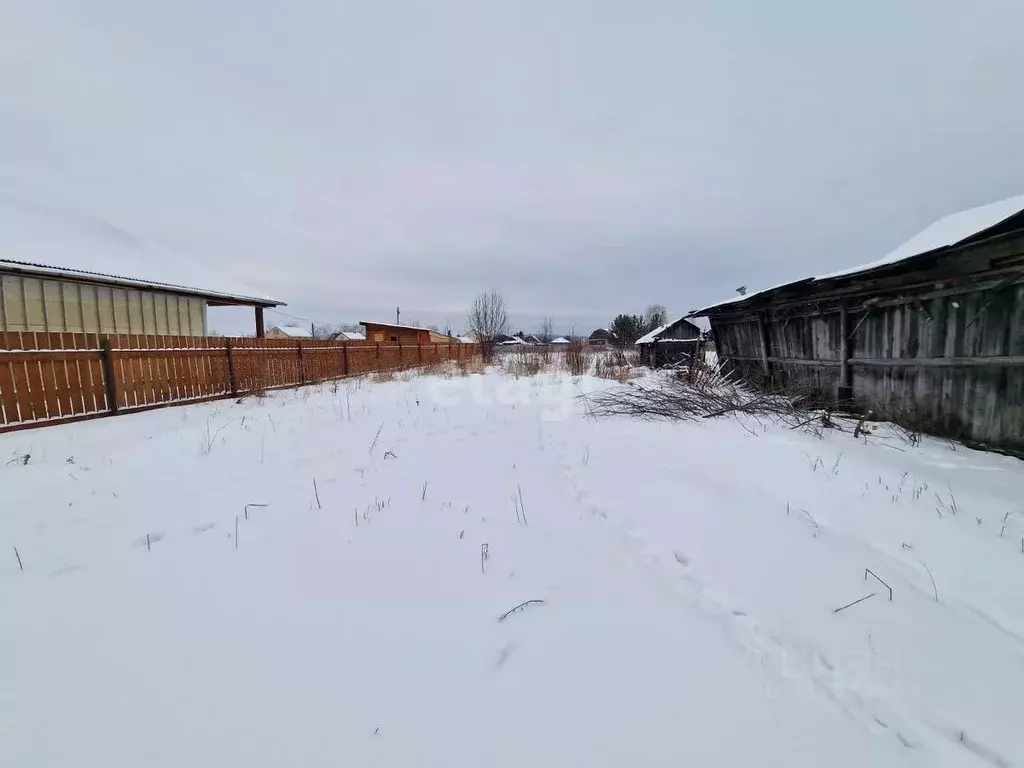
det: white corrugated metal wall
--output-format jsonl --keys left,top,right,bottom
{"left": 0, "top": 274, "right": 207, "bottom": 335}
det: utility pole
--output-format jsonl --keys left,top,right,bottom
{"left": 311, "top": 322, "right": 315, "bottom": 338}
{"left": 396, "top": 306, "right": 401, "bottom": 324}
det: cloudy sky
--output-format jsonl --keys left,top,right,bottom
{"left": 3, "top": 0, "right": 1023, "bottom": 334}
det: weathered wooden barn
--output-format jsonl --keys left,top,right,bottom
{"left": 635, "top": 316, "right": 703, "bottom": 368}
{"left": 688, "top": 194, "right": 1024, "bottom": 453}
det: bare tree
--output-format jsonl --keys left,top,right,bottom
{"left": 467, "top": 289, "right": 510, "bottom": 360}
{"left": 538, "top": 316, "right": 554, "bottom": 344}
{"left": 643, "top": 304, "right": 669, "bottom": 332}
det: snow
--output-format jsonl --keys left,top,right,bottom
{"left": 337, "top": 331, "right": 366, "bottom": 341}
{"left": 691, "top": 192, "right": 1024, "bottom": 315}
{"left": 0, "top": 197, "right": 280, "bottom": 305}
{"left": 550, "top": 336, "right": 570, "bottom": 344}
{"left": 456, "top": 335, "right": 475, "bottom": 343}
{"left": 816, "top": 192, "right": 1024, "bottom": 281}
{"left": 269, "top": 324, "right": 313, "bottom": 338}
{"left": 635, "top": 324, "right": 669, "bottom": 345}
{"left": 2, "top": 368, "right": 1024, "bottom": 767}
{"left": 361, "top": 321, "right": 445, "bottom": 333}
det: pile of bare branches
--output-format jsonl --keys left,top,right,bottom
{"left": 582, "top": 362, "right": 832, "bottom": 428}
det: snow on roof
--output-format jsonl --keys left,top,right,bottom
{"left": 689, "top": 192, "right": 1024, "bottom": 316}
{"left": 0, "top": 198, "right": 283, "bottom": 306}
{"left": 271, "top": 325, "right": 312, "bottom": 338}
{"left": 338, "top": 331, "right": 365, "bottom": 341}
{"left": 634, "top": 324, "right": 669, "bottom": 345}
{"left": 817, "top": 192, "right": 1024, "bottom": 281}
{"left": 550, "top": 337, "right": 570, "bottom": 344}
{"left": 500, "top": 337, "right": 526, "bottom": 345}
{"left": 360, "top": 321, "right": 447, "bottom": 334}
{"left": 456, "top": 335, "right": 475, "bottom": 343}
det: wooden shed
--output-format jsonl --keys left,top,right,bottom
{"left": 635, "top": 316, "right": 702, "bottom": 368}
{"left": 361, "top": 321, "right": 453, "bottom": 345}
{"left": 688, "top": 194, "right": 1024, "bottom": 452}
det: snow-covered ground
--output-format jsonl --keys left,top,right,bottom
{"left": 2, "top": 368, "right": 1023, "bottom": 767}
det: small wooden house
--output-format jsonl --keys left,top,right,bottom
{"left": 588, "top": 328, "right": 618, "bottom": 347}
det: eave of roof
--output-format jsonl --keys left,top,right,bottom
{"left": 0, "top": 258, "right": 283, "bottom": 307}
{"left": 687, "top": 193, "right": 1024, "bottom": 317}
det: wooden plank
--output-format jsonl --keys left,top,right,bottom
{"left": 10, "top": 335, "right": 36, "bottom": 421}
{"left": 65, "top": 333, "right": 86, "bottom": 415}
{"left": 0, "top": 353, "right": 21, "bottom": 425}
{"left": 850, "top": 355, "right": 1024, "bottom": 368}
{"left": 838, "top": 304, "right": 851, "bottom": 399}
{"left": 100, "top": 337, "right": 119, "bottom": 414}
{"left": 20, "top": 332, "right": 49, "bottom": 421}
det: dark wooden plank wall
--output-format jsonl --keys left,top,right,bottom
{"left": 708, "top": 249, "right": 1024, "bottom": 451}
{"left": 0, "top": 334, "right": 480, "bottom": 432}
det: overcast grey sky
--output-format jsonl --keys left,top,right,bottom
{"left": 3, "top": 0, "right": 1023, "bottom": 334}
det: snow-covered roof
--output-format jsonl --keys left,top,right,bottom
{"left": 500, "top": 337, "right": 526, "bottom": 345}
{"left": 0, "top": 198, "right": 283, "bottom": 307}
{"left": 689, "top": 192, "right": 1024, "bottom": 316}
{"left": 456, "top": 335, "right": 475, "bottom": 343}
{"left": 634, "top": 324, "right": 669, "bottom": 345}
{"left": 360, "top": 321, "right": 447, "bottom": 334}
{"left": 550, "top": 337, "right": 570, "bottom": 344}
{"left": 270, "top": 325, "right": 312, "bottom": 338}
{"left": 338, "top": 331, "right": 365, "bottom": 341}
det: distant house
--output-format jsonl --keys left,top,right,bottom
{"left": 456, "top": 335, "right": 475, "bottom": 344}
{"left": 329, "top": 330, "right": 366, "bottom": 342}
{"left": 266, "top": 324, "right": 313, "bottom": 339}
{"left": 500, "top": 337, "right": 527, "bottom": 346}
{"left": 361, "top": 321, "right": 454, "bottom": 345}
{"left": 635, "top": 316, "right": 702, "bottom": 367}
{"left": 521, "top": 334, "right": 543, "bottom": 345}
{"left": 550, "top": 337, "right": 570, "bottom": 345}
{"left": 588, "top": 328, "right": 618, "bottom": 347}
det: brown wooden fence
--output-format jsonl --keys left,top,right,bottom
{"left": 0, "top": 331, "right": 482, "bottom": 433}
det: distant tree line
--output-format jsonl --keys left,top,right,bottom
{"left": 609, "top": 305, "right": 668, "bottom": 346}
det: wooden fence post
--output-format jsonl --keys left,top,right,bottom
{"left": 297, "top": 343, "right": 305, "bottom": 384}
{"left": 398, "top": 339, "right": 403, "bottom": 369}
{"left": 99, "top": 336, "right": 119, "bottom": 415}
{"left": 226, "top": 339, "right": 238, "bottom": 396}
{"left": 376, "top": 342, "right": 381, "bottom": 370}
{"left": 418, "top": 341, "right": 423, "bottom": 365}
{"left": 342, "top": 342, "right": 349, "bottom": 377}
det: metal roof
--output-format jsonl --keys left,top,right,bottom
{"left": 360, "top": 321, "right": 450, "bottom": 334}
{"left": 688, "top": 192, "right": 1024, "bottom": 317}
{"left": 0, "top": 199, "right": 283, "bottom": 307}
{"left": 0, "top": 258, "right": 283, "bottom": 307}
